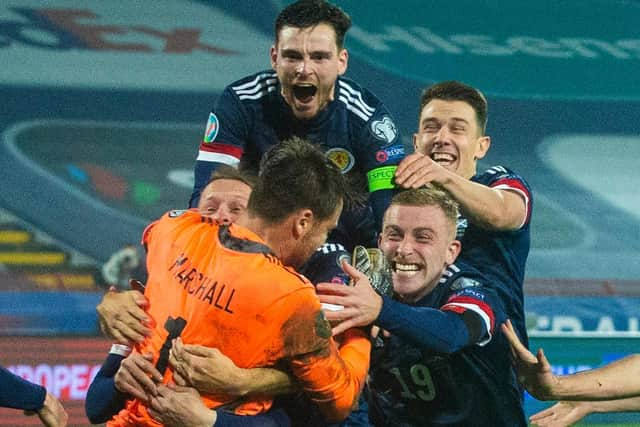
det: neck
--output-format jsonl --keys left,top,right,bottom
{"left": 237, "top": 215, "right": 289, "bottom": 261}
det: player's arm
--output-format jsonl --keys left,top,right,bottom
{"left": 319, "top": 267, "right": 494, "bottom": 353}
{"left": 0, "top": 365, "right": 46, "bottom": 410}
{"left": 169, "top": 338, "right": 295, "bottom": 397}
{"left": 362, "top": 107, "right": 405, "bottom": 234}
{"left": 502, "top": 320, "right": 640, "bottom": 400}
{"left": 395, "top": 154, "right": 529, "bottom": 231}
{"left": 190, "top": 88, "right": 246, "bottom": 207}
{"left": 281, "top": 292, "right": 370, "bottom": 423}
{"left": 529, "top": 397, "right": 640, "bottom": 427}
{"left": 85, "top": 347, "right": 130, "bottom": 424}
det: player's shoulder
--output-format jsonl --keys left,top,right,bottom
{"left": 142, "top": 209, "right": 204, "bottom": 244}
{"left": 440, "top": 261, "right": 489, "bottom": 292}
{"left": 476, "top": 165, "right": 530, "bottom": 187}
{"left": 225, "top": 69, "right": 278, "bottom": 102}
{"left": 335, "top": 76, "right": 385, "bottom": 119}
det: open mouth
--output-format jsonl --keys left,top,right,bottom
{"left": 293, "top": 84, "right": 317, "bottom": 103}
{"left": 431, "top": 152, "right": 456, "bottom": 166}
{"left": 392, "top": 261, "right": 422, "bottom": 275}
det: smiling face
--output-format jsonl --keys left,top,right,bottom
{"left": 378, "top": 203, "right": 460, "bottom": 303}
{"left": 413, "top": 99, "right": 490, "bottom": 179}
{"left": 197, "top": 178, "right": 252, "bottom": 225}
{"left": 271, "top": 23, "right": 348, "bottom": 120}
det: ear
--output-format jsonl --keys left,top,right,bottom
{"left": 474, "top": 136, "right": 491, "bottom": 160}
{"left": 270, "top": 45, "right": 278, "bottom": 70}
{"left": 412, "top": 132, "right": 420, "bottom": 152}
{"left": 445, "top": 240, "right": 462, "bottom": 265}
{"left": 292, "top": 209, "right": 314, "bottom": 239}
{"left": 337, "top": 48, "right": 348, "bottom": 76}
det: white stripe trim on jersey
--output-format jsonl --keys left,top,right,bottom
{"left": 237, "top": 86, "right": 277, "bottom": 100}
{"left": 196, "top": 151, "right": 240, "bottom": 165}
{"left": 231, "top": 72, "right": 276, "bottom": 91}
{"left": 492, "top": 183, "right": 530, "bottom": 228}
{"left": 338, "top": 95, "right": 371, "bottom": 121}
{"left": 486, "top": 165, "right": 508, "bottom": 175}
{"left": 235, "top": 80, "right": 277, "bottom": 97}
{"left": 443, "top": 302, "right": 493, "bottom": 346}
{"left": 439, "top": 264, "right": 460, "bottom": 284}
{"left": 339, "top": 81, "right": 376, "bottom": 113}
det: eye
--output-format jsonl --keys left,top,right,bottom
{"left": 415, "top": 233, "right": 433, "bottom": 243}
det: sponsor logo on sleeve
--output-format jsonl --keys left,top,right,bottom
{"left": 325, "top": 148, "right": 355, "bottom": 173}
{"left": 370, "top": 115, "right": 397, "bottom": 144}
{"left": 375, "top": 144, "right": 406, "bottom": 163}
{"left": 450, "top": 277, "right": 482, "bottom": 291}
{"left": 203, "top": 113, "right": 219, "bottom": 143}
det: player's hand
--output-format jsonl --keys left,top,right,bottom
{"left": 501, "top": 319, "right": 559, "bottom": 400}
{"left": 394, "top": 153, "right": 448, "bottom": 189}
{"left": 97, "top": 288, "right": 153, "bottom": 344}
{"left": 25, "top": 392, "right": 68, "bottom": 427}
{"left": 114, "top": 352, "right": 162, "bottom": 402}
{"left": 170, "top": 338, "right": 248, "bottom": 396}
{"left": 148, "top": 384, "right": 216, "bottom": 427}
{"left": 316, "top": 260, "right": 383, "bottom": 336}
{"left": 529, "top": 401, "right": 592, "bottom": 427}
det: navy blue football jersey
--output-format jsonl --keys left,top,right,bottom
{"left": 458, "top": 165, "right": 532, "bottom": 348}
{"left": 368, "top": 262, "right": 526, "bottom": 427}
{"left": 191, "top": 70, "right": 405, "bottom": 249}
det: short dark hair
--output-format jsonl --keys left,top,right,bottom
{"left": 249, "top": 137, "right": 345, "bottom": 223}
{"left": 389, "top": 186, "right": 460, "bottom": 239}
{"left": 420, "top": 81, "right": 488, "bottom": 135}
{"left": 208, "top": 165, "right": 257, "bottom": 189}
{"left": 275, "top": 0, "right": 352, "bottom": 49}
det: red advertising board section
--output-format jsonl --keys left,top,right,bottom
{"left": 0, "top": 336, "right": 110, "bottom": 426}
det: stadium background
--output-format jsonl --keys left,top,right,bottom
{"left": 1, "top": 1, "right": 639, "bottom": 425}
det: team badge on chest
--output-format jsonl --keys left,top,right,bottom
{"left": 325, "top": 148, "right": 355, "bottom": 173}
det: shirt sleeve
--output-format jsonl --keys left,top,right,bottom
{"left": 376, "top": 286, "right": 497, "bottom": 353}
{"left": 272, "top": 290, "right": 370, "bottom": 423}
{"left": 85, "top": 352, "right": 128, "bottom": 423}
{"left": 358, "top": 103, "right": 406, "bottom": 233}
{"left": 190, "top": 87, "right": 247, "bottom": 207}
{"left": 0, "top": 365, "right": 46, "bottom": 411}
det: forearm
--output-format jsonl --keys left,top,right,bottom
{"left": 290, "top": 336, "right": 370, "bottom": 423}
{"left": 0, "top": 366, "right": 46, "bottom": 411}
{"left": 234, "top": 367, "right": 295, "bottom": 397}
{"left": 437, "top": 172, "right": 524, "bottom": 230}
{"left": 551, "top": 354, "right": 640, "bottom": 400}
{"left": 85, "top": 352, "right": 129, "bottom": 423}
{"left": 376, "top": 296, "right": 471, "bottom": 353}
{"left": 587, "top": 396, "right": 640, "bottom": 413}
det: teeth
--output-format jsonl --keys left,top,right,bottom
{"left": 394, "top": 263, "right": 419, "bottom": 272}
{"left": 432, "top": 153, "right": 455, "bottom": 162}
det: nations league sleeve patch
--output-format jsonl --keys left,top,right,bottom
{"left": 203, "top": 112, "right": 220, "bottom": 143}
{"left": 370, "top": 115, "right": 397, "bottom": 144}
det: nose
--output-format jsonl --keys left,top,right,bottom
{"left": 295, "top": 59, "right": 311, "bottom": 76}
{"left": 212, "top": 206, "right": 232, "bottom": 225}
{"left": 396, "top": 237, "right": 413, "bottom": 257}
{"left": 434, "top": 127, "right": 451, "bottom": 146}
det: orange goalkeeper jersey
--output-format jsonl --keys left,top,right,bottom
{"left": 108, "top": 209, "right": 369, "bottom": 426}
